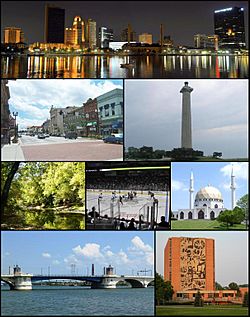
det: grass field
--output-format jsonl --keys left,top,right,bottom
{"left": 171, "top": 219, "right": 247, "bottom": 230}
{"left": 156, "top": 305, "right": 249, "bottom": 316}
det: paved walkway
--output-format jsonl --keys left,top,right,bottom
{"left": 1, "top": 143, "right": 25, "bottom": 161}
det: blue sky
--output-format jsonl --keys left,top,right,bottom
{"left": 7, "top": 79, "right": 123, "bottom": 129}
{"left": 171, "top": 162, "right": 248, "bottom": 211}
{"left": 156, "top": 231, "right": 249, "bottom": 286}
{"left": 1, "top": 232, "right": 153, "bottom": 276}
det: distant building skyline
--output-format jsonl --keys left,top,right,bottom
{"left": 1, "top": 1, "right": 248, "bottom": 47}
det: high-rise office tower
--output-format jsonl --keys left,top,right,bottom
{"left": 99, "top": 27, "right": 114, "bottom": 48}
{"left": 65, "top": 16, "right": 85, "bottom": 46}
{"left": 44, "top": 4, "right": 65, "bottom": 43}
{"left": 121, "top": 27, "right": 136, "bottom": 42}
{"left": 4, "top": 27, "right": 24, "bottom": 43}
{"left": 85, "top": 19, "right": 97, "bottom": 49}
{"left": 214, "top": 7, "right": 246, "bottom": 49}
{"left": 73, "top": 16, "right": 85, "bottom": 45}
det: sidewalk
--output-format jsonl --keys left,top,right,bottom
{"left": 1, "top": 142, "right": 25, "bottom": 161}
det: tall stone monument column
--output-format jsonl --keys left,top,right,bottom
{"left": 180, "top": 82, "right": 193, "bottom": 149}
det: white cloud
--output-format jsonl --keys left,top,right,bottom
{"left": 172, "top": 179, "right": 187, "bottom": 191}
{"left": 52, "top": 260, "right": 60, "bottom": 265}
{"left": 106, "top": 250, "right": 114, "bottom": 257}
{"left": 131, "top": 236, "right": 152, "bottom": 253}
{"left": 220, "top": 163, "right": 248, "bottom": 180}
{"left": 73, "top": 243, "right": 103, "bottom": 258}
{"left": 42, "top": 252, "right": 51, "bottom": 258}
{"left": 118, "top": 250, "right": 130, "bottom": 264}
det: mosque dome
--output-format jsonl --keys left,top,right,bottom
{"left": 195, "top": 185, "right": 223, "bottom": 201}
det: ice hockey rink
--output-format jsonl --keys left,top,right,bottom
{"left": 87, "top": 189, "right": 170, "bottom": 223}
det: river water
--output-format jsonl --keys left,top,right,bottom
{"left": 1, "top": 285, "right": 154, "bottom": 316}
{"left": 1, "top": 54, "right": 248, "bottom": 78}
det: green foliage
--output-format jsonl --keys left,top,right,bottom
{"left": 237, "top": 194, "right": 248, "bottom": 222}
{"left": 194, "top": 291, "right": 204, "bottom": 307}
{"left": 229, "top": 282, "right": 239, "bottom": 290}
{"left": 217, "top": 208, "right": 245, "bottom": 229}
{"left": 242, "top": 292, "right": 248, "bottom": 307}
{"left": 156, "top": 273, "right": 174, "bottom": 305}
{"left": 1, "top": 162, "right": 85, "bottom": 229}
{"left": 215, "top": 281, "right": 224, "bottom": 290}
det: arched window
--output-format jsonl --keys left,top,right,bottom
{"left": 203, "top": 204, "right": 207, "bottom": 207}
{"left": 188, "top": 211, "right": 192, "bottom": 219}
{"left": 215, "top": 204, "right": 218, "bottom": 208}
{"left": 180, "top": 212, "right": 184, "bottom": 220}
{"left": 210, "top": 211, "right": 215, "bottom": 219}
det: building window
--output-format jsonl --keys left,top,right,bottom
{"left": 215, "top": 204, "right": 218, "bottom": 208}
{"left": 104, "top": 104, "right": 109, "bottom": 117}
{"left": 180, "top": 212, "right": 184, "bottom": 219}
{"left": 111, "top": 103, "right": 115, "bottom": 115}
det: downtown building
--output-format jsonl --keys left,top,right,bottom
{"left": 194, "top": 34, "right": 219, "bottom": 50}
{"left": 44, "top": 4, "right": 65, "bottom": 43}
{"left": 99, "top": 27, "right": 114, "bottom": 49}
{"left": 214, "top": 7, "right": 246, "bottom": 49}
{"left": 164, "top": 237, "right": 248, "bottom": 303}
{"left": 97, "top": 89, "right": 123, "bottom": 137}
{"left": 49, "top": 106, "right": 77, "bottom": 135}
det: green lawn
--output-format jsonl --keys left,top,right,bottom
{"left": 171, "top": 219, "right": 247, "bottom": 230}
{"left": 156, "top": 305, "right": 249, "bottom": 316}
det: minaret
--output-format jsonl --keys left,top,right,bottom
{"left": 230, "top": 165, "right": 236, "bottom": 210}
{"left": 180, "top": 82, "right": 193, "bottom": 149}
{"left": 189, "top": 171, "right": 194, "bottom": 209}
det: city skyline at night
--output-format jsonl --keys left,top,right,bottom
{"left": 1, "top": 1, "right": 248, "bottom": 47}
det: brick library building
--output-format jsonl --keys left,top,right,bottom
{"left": 164, "top": 237, "right": 248, "bottom": 304}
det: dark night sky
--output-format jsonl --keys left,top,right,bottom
{"left": 1, "top": 1, "right": 248, "bottom": 46}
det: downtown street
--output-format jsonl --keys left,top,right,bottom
{"left": 1, "top": 135, "right": 123, "bottom": 161}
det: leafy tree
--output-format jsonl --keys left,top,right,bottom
{"left": 1, "top": 162, "right": 21, "bottom": 214}
{"left": 156, "top": 273, "right": 174, "bottom": 305}
{"left": 217, "top": 208, "right": 245, "bottom": 228}
{"left": 237, "top": 194, "right": 248, "bottom": 228}
{"left": 215, "top": 281, "right": 224, "bottom": 290}
{"left": 194, "top": 291, "right": 204, "bottom": 307}
{"left": 229, "top": 282, "right": 239, "bottom": 290}
{"left": 242, "top": 292, "right": 248, "bottom": 307}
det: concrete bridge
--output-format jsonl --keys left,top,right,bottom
{"left": 1, "top": 265, "right": 154, "bottom": 290}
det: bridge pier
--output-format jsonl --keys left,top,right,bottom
{"left": 1, "top": 266, "right": 33, "bottom": 290}
{"left": 91, "top": 277, "right": 117, "bottom": 289}
{"left": 1, "top": 274, "right": 33, "bottom": 290}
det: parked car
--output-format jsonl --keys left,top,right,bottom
{"left": 37, "top": 134, "right": 46, "bottom": 139}
{"left": 103, "top": 134, "right": 123, "bottom": 144}
{"left": 65, "top": 131, "right": 78, "bottom": 139}
{"left": 44, "top": 134, "right": 50, "bottom": 138}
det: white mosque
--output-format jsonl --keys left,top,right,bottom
{"left": 172, "top": 166, "right": 236, "bottom": 220}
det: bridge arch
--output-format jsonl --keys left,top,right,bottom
{"left": 123, "top": 278, "right": 144, "bottom": 288}
{"left": 1, "top": 278, "right": 15, "bottom": 290}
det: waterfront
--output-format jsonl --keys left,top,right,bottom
{"left": 1, "top": 54, "right": 248, "bottom": 78}
{"left": 1, "top": 285, "right": 154, "bottom": 316}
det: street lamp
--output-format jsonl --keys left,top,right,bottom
{"left": 12, "top": 111, "right": 18, "bottom": 142}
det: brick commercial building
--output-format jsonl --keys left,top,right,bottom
{"left": 164, "top": 237, "right": 247, "bottom": 303}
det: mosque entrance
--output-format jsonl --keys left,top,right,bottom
{"left": 210, "top": 211, "right": 215, "bottom": 219}
{"left": 180, "top": 212, "right": 184, "bottom": 219}
{"left": 198, "top": 210, "right": 204, "bottom": 219}
{"left": 188, "top": 211, "right": 192, "bottom": 219}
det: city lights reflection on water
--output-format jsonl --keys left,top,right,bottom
{"left": 1, "top": 54, "right": 248, "bottom": 78}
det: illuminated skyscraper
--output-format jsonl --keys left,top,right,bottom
{"left": 4, "top": 27, "right": 24, "bottom": 43}
{"left": 44, "top": 4, "right": 65, "bottom": 43}
{"left": 65, "top": 16, "right": 85, "bottom": 46}
{"left": 214, "top": 7, "right": 246, "bottom": 49}
{"left": 138, "top": 33, "right": 153, "bottom": 44}
{"left": 85, "top": 19, "right": 97, "bottom": 49}
{"left": 99, "top": 27, "right": 113, "bottom": 48}
{"left": 73, "top": 16, "right": 85, "bottom": 46}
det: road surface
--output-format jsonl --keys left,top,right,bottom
{"left": 2, "top": 136, "right": 123, "bottom": 161}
